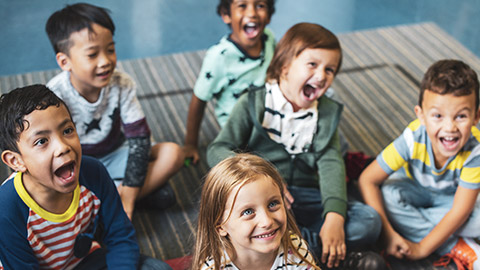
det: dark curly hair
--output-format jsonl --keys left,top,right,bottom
{"left": 0, "top": 84, "right": 71, "bottom": 153}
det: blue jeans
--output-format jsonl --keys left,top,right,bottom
{"left": 289, "top": 186, "right": 381, "bottom": 253}
{"left": 381, "top": 178, "right": 480, "bottom": 255}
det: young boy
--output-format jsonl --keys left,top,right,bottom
{"left": 45, "top": 3, "right": 184, "bottom": 219}
{"left": 359, "top": 60, "right": 480, "bottom": 269}
{"left": 0, "top": 85, "right": 171, "bottom": 270}
{"left": 184, "top": 0, "right": 276, "bottom": 164}
{"left": 207, "top": 23, "right": 385, "bottom": 270}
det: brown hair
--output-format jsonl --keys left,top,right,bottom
{"left": 192, "top": 153, "right": 319, "bottom": 270}
{"left": 420, "top": 59, "right": 479, "bottom": 110}
{"left": 266, "top": 22, "right": 342, "bottom": 83}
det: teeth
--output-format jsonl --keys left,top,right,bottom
{"left": 254, "top": 230, "right": 275, "bottom": 238}
{"left": 246, "top": 22, "right": 256, "bottom": 27}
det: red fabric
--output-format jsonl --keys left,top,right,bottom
{"left": 165, "top": 255, "right": 192, "bottom": 270}
{"left": 344, "top": 151, "right": 373, "bottom": 183}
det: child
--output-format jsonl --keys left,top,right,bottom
{"left": 184, "top": 0, "right": 276, "bottom": 164}
{"left": 207, "top": 23, "right": 386, "bottom": 269}
{"left": 359, "top": 59, "right": 480, "bottom": 269}
{"left": 193, "top": 153, "right": 319, "bottom": 270}
{"left": 45, "top": 3, "right": 184, "bottom": 219}
{"left": 0, "top": 85, "right": 171, "bottom": 270}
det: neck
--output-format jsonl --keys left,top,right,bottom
{"left": 22, "top": 174, "right": 74, "bottom": 214}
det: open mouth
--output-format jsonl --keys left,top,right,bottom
{"left": 55, "top": 161, "right": 75, "bottom": 182}
{"left": 96, "top": 70, "right": 111, "bottom": 78}
{"left": 252, "top": 229, "right": 278, "bottom": 239}
{"left": 244, "top": 22, "right": 259, "bottom": 39}
{"left": 440, "top": 136, "right": 460, "bottom": 150}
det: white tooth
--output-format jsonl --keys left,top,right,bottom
{"left": 246, "top": 22, "right": 256, "bottom": 27}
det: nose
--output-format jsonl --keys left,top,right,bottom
{"left": 258, "top": 209, "right": 274, "bottom": 228}
{"left": 445, "top": 118, "right": 458, "bottom": 132}
{"left": 97, "top": 52, "right": 112, "bottom": 68}
{"left": 54, "top": 137, "right": 71, "bottom": 157}
{"left": 315, "top": 68, "right": 326, "bottom": 83}
{"left": 246, "top": 3, "right": 258, "bottom": 17}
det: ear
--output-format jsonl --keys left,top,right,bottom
{"left": 56, "top": 52, "right": 71, "bottom": 72}
{"left": 221, "top": 12, "right": 232, "bottom": 25}
{"left": 474, "top": 107, "right": 480, "bottom": 125}
{"left": 414, "top": 105, "right": 425, "bottom": 125}
{"left": 217, "top": 225, "right": 228, "bottom": 237}
{"left": 1, "top": 150, "right": 26, "bottom": 173}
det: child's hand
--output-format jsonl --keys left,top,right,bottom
{"left": 183, "top": 144, "right": 200, "bottom": 165}
{"left": 282, "top": 183, "right": 294, "bottom": 209}
{"left": 404, "top": 239, "right": 429, "bottom": 260}
{"left": 320, "top": 212, "right": 346, "bottom": 268}
{"left": 385, "top": 231, "right": 410, "bottom": 259}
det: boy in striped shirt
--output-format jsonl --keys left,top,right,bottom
{"left": 359, "top": 60, "right": 480, "bottom": 269}
{"left": 0, "top": 85, "right": 171, "bottom": 269}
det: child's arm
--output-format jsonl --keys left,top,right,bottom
{"left": 184, "top": 95, "right": 207, "bottom": 164}
{"left": 358, "top": 160, "right": 411, "bottom": 258}
{"left": 207, "top": 93, "right": 253, "bottom": 167}
{"left": 405, "top": 186, "right": 479, "bottom": 260}
{"left": 86, "top": 157, "right": 140, "bottom": 269}
{"left": 320, "top": 212, "right": 346, "bottom": 268}
{"left": 121, "top": 136, "right": 151, "bottom": 219}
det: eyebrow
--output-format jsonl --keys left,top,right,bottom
{"left": 31, "top": 118, "right": 73, "bottom": 136}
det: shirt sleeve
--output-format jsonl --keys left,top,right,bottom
{"left": 193, "top": 44, "right": 228, "bottom": 102}
{"left": 82, "top": 157, "right": 140, "bottom": 269}
{"left": 0, "top": 180, "right": 39, "bottom": 269}
{"left": 376, "top": 126, "right": 413, "bottom": 175}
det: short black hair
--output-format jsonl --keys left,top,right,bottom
{"left": 0, "top": 84, "right": 71, "bottom": 153}
{"left": 217, "top": 0, "right": 275, "bottom": 18}
{"left": 45, "top": 3, "right": 115, "bottom": 54}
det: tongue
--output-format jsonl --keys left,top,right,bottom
{"left": 303, "top": 85, "right": 315, "bottom": 98}
{"left": 56, "top": 165, "right": 72, "bottom": 179}
{"left": 245, "top": 26, "right": 257, "bottom": 38}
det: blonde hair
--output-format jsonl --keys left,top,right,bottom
{"left": 192, "top": 153, "right": 319, "bottom": 270}
{"left": 266, "top": 22, "right": 342, "bottom": 83}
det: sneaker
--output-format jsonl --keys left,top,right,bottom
{"left": 136, "top": 182, "right": 177, "bottom": 210}
{"left": 434, "top": 237, "right": 480, "bottom": 270}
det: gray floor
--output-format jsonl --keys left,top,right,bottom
{"left": 1, "top": 0, "right": 479, "bottom": 76}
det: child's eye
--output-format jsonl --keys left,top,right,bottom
{"left": 432, "top": 113, "right": 442, "bottom": 119}
{"left": 456, "top": 114, "right": 467, "bottom": 120}
{"left": 88, "top": 52, "right": 98, "bottom": 58}
{"left": 241, "top": 208, "right": 254, "bottom": 216}
{"left": 256, "top": 3, "right": 267, "bottom": 9}
{"left": 268, "top": 200, "right": 280, "bottom": 209}
{"left": 326, "top": 67, "right": 336, "bottom": 74}
{"left": 237, "top": 3, "right": 247, "bottom": 8}
{"left": 307, "top": 62, "right": 317, "bottom": 68}
{"left": 34, "top": 138, "right": 48, "bottom": 146}
{"left": 64, "top": 127, "right": 75, "bottom": 135}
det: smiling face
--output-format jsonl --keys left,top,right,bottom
{"left": 218, "top": 176, "right": 287, "bottom": 263}
{"left": 221, "top": 0, "right": 270, "bottom": 57}
{"left": 279, "top": 48, "right": 341, "bottom": 112}
{"left": 415, "top": 90, "right": 480, "bottom": 168}
{"left": 12, "top": 105, "right": 82, "bottom": 197}
{"left": 57, "top": 23, "right": 116, "bottom": 101}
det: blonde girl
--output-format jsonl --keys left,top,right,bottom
{"left": 192, "top": 153, "right": 319, "bottom": 270}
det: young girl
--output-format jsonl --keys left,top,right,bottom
{"left": 206, "top": 23, "right": 385, "bottom": 269}
{"left": 192, "top": 153, "right": 319, "bottom": 270}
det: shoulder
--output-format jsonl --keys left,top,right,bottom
{"left": 78, "top": 156, "right": 110, "bottom": 186}
{"left": 0, "top": 174, "right": 28, "bottom": 224}
{"left": 46, "top": 70, "right": 70, "bottom": 95}
{"left": 108, "top": 70, "right": 136, "bottom": 89}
